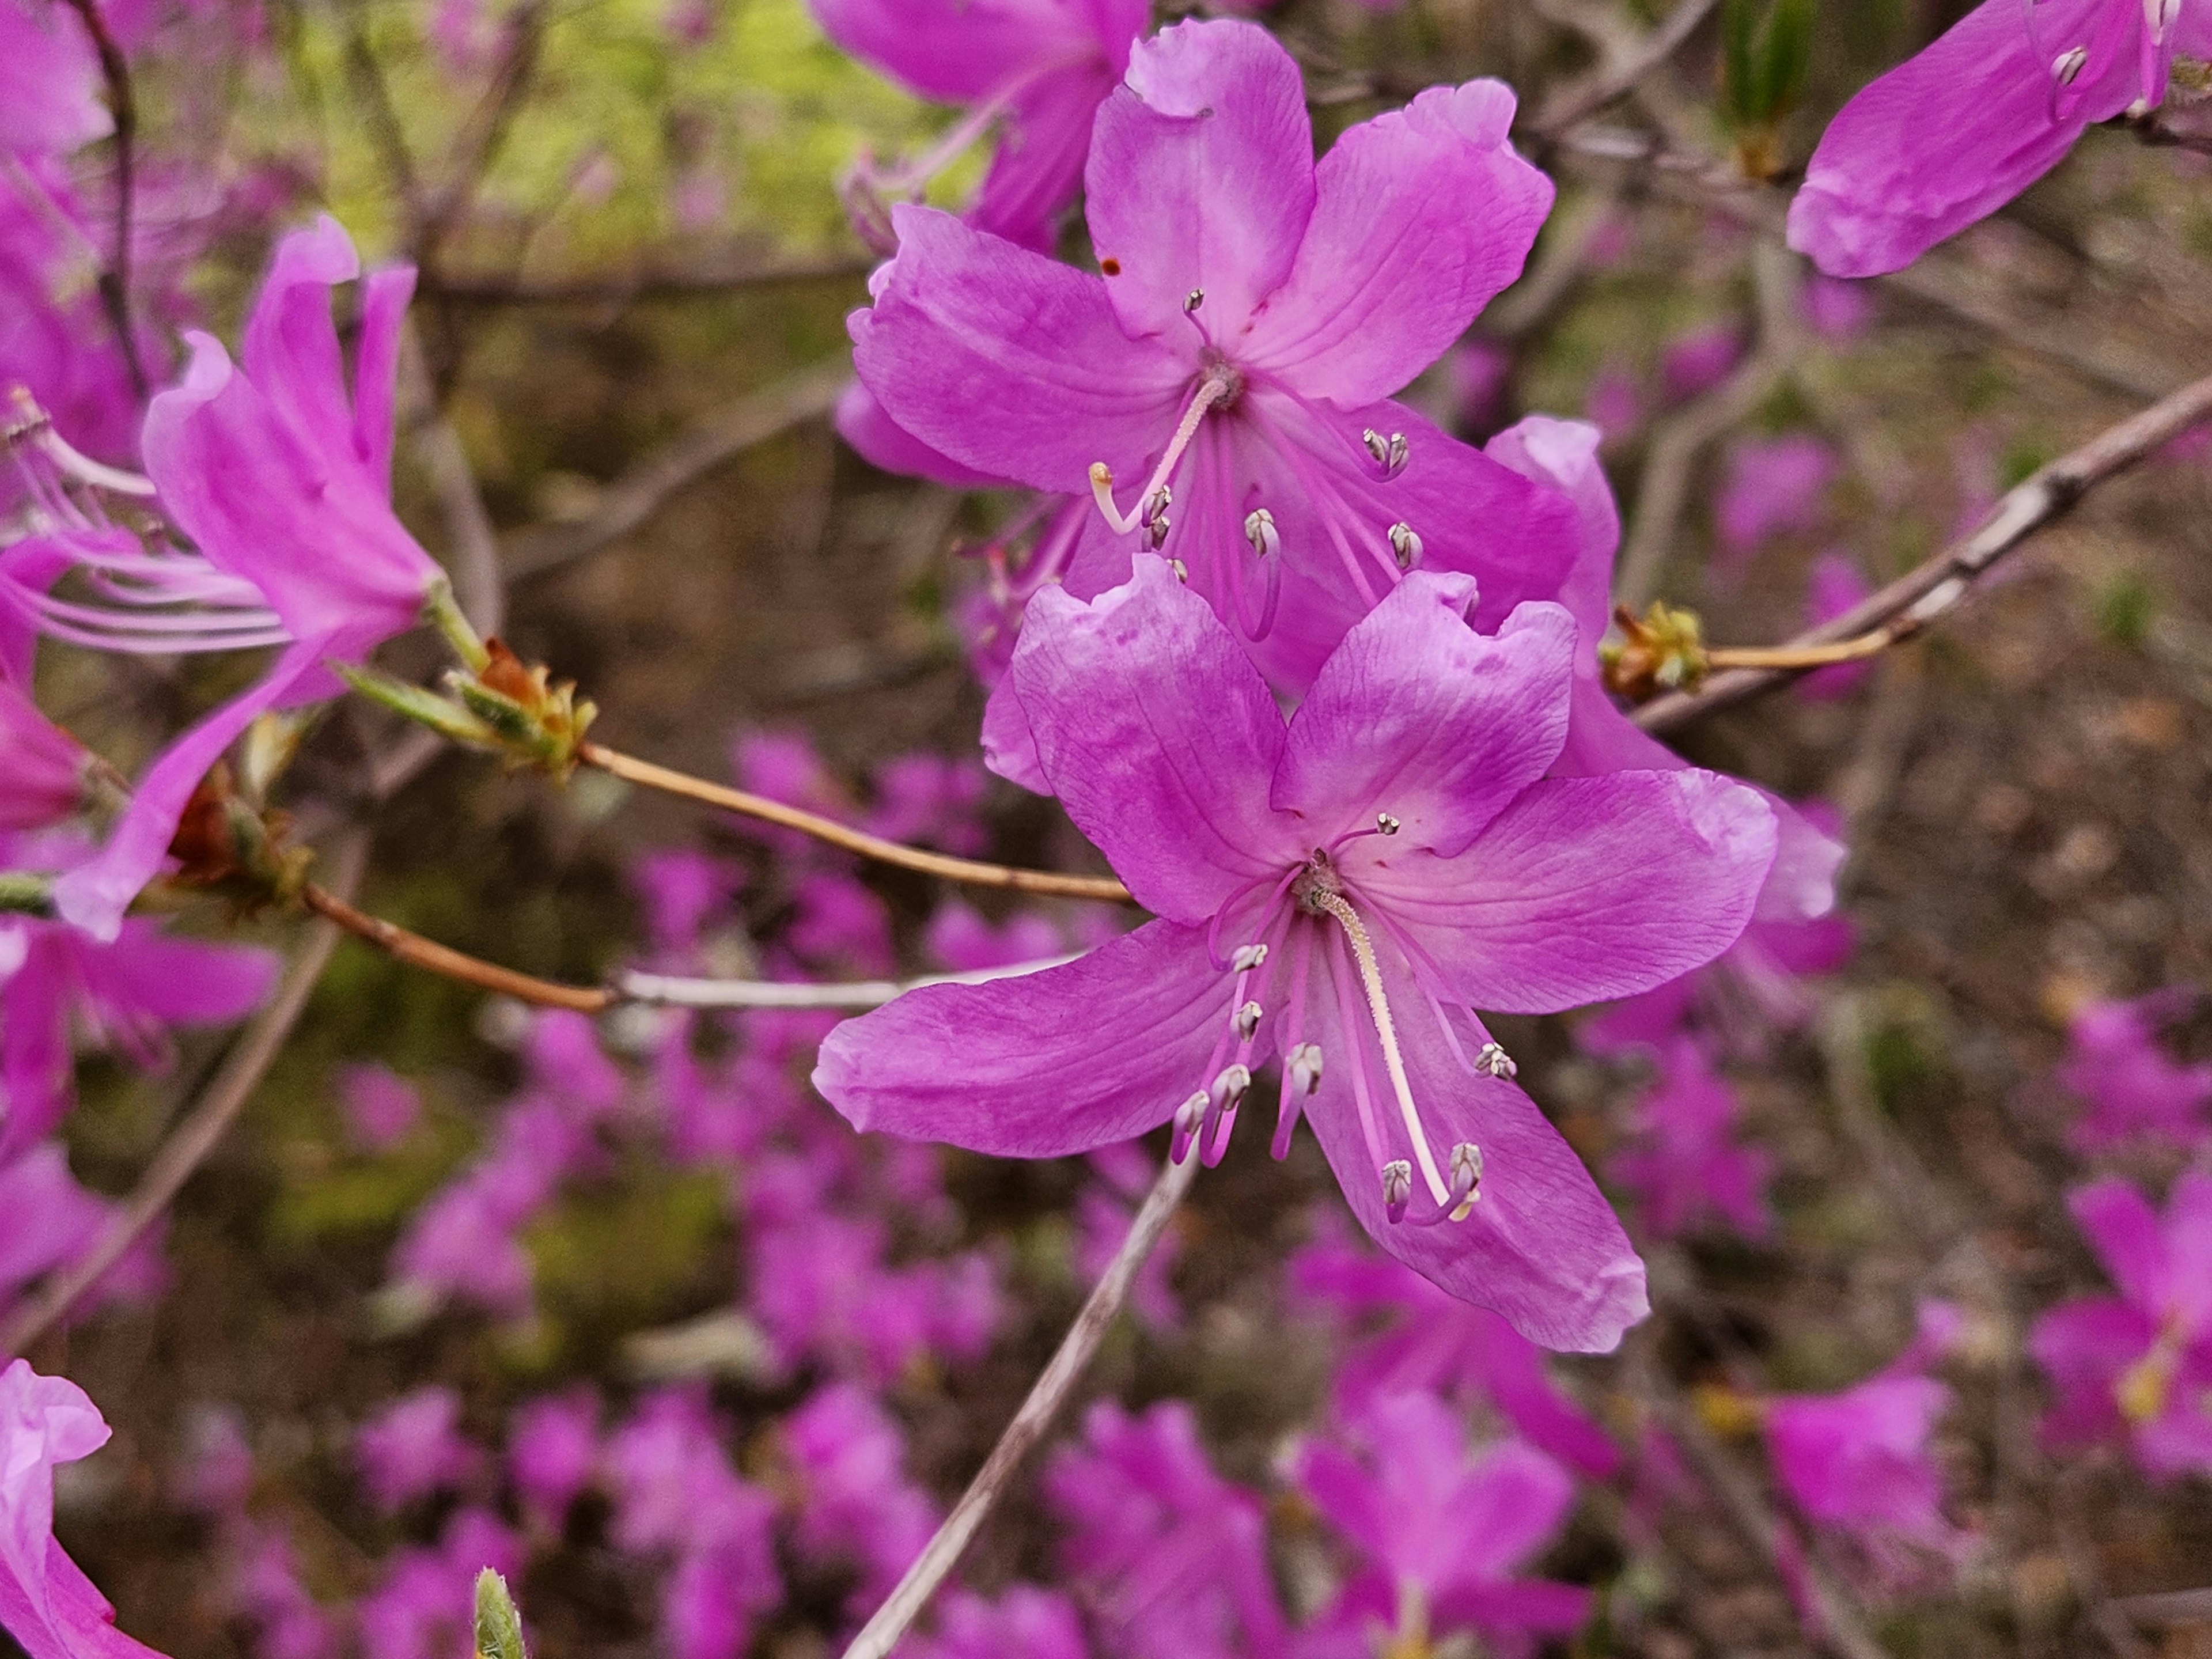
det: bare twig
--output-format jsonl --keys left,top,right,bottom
{"left": 414, "top": 1, "right": 546, "bottom": 275}
{"left": 301, "top": 881, "right": 613, "bottom": 1013}
{"left": 0, "top": 832, "right": 370, "bottom": 1358}
{"left": 398, "top": 323, "right": 505, "bottom": 638}
{"left": 433, "top": 253, "right": 875, "bottom": 306}
{"left": 839, "top": 1151, "right": 1200, "bottom": 1659}
{"left": 504, "top": 359, "right": 851, "bottom": 581}
{"left": 59, "top": 0, "right": 147, "bottom": 399}
{"left": 1532, "top": 0, "right": 1722, "bottom": 135}
{"left": 618, "top": 956, "right": 1080, "bottom": 1009}
{"left": 1634, "top": 366, "right": 2212, "bottom": 732}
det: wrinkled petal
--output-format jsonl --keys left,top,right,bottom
{"left": 1369, "top": 771, "right": 1777, "bottom": 1014}
{"left": 1084, "top": 18, "right": 1316, "bottom": 339}
{"left": 1006, "top": 556, "right": 1297, "bottom": 923}
{"left": 1484, "top": 415, "right": 1613, "bottom": 658}
{"left": 1274, "top": 585, "right": 1574, "bottom": 859}
{"left": 853, "top": 205, "right": 1188, "bottom": 491}
{"left": 812, "top": 920, "right": 1237, "bottom": 1157}
{"left": 1241, "top": 79, "right": 1552, "bottom": 404}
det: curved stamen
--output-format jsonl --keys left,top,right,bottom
{"left": 1272, "top": 922, "right": 1319, "bottom": 1160}
{"left": 1089, "top": 371, "right": 1237, "bottom": 536}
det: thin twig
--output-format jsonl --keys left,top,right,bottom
{"left": 301, "top": 881, "right": 613, "bottom": 1012}
{"left": 60, "top": 0, "right": 147, "bottom": 400}
{"left": 618, "top": 955, "right": 1081, "bottom": 1009}
{"left": 578, "top": 741, "right": 1132, "bottom": 903}
{"left": 1635, "top": 365, "right": 2212, "bottom": 732}
{"left": 414, "top": 0, "right": 546, "bottom": 276}
{"left": 839, "top": 1150, "right": 1200, "bottom": 1659}
{"left": 1532, "top": 0, "right": 1722, "bottom": 135}
{"left": 0, "top": 833, "right": 370, "bottom": 1358}
{"left": 503, "top": 359, "right": 851, "bottom": 581}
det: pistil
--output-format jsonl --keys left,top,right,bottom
{"left": 1088, "top": 369, "right": 1238, "bottom": 536}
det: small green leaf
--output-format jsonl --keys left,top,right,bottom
{"left": 474, "top": 1570, "right": 528, "bottom": 1659}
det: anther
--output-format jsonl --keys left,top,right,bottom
{"left": 1169, "top": 558, "right": 1189, "bottom": 583}
{"left": 1376, "top": 813, "right": 1400, "bottom": 836}
{"left": 1388, "top": 522, "right": 1423, "bottom": 571}
{"left": 1142, "top": 484, "right": 1172, "bottom": 525}
{"left": 1171, "top": 1090, "right": 1209, "bottom": 1161}
{"left": 1446, "top": 1141, "right": 1483, "bottom": 1221}
{"left": 1148, "top": 514, "right": 1172, "bottom": 549}
{"left": 1184, "top": 289, "right": 1205, "bottom": 312}
{"left": 1475, "top": 1041, "right": 1517, "bottom": 1080}
{"left": 1244, "top": 507, "right": 1279, "bottom": 559}
{"left": 1230, "top": 942, "right": 1269, "bottom": 974}
{"left": 1361, "top": 429, "right": 1410, "bottom": 480}
{"left": 1381, "top": 1160, "right": 1413, "bottom": 1223}
{"left": 1233, "top": 1001, "right": 1263, "bottom": 1040}
{"left": 1286, "top": 1042, "right": 1323, "bottom": 1096}
{"left": 2052, "top": 44, "right": 2087, "bottom": 82}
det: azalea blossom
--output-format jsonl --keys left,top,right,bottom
{"left": 816, "top": 560, "right": 1778, "bottom": 1351}
{"left": 2055, "top": 987, "right": 2212, "bottom": 1153}
{"left": 808, "top": 0, "right": 1147, "bottom": 254}
{"left": 853, "top": 18, "right": 1578, "bottom": 717}
{"left": 1611, "top": 1038, "right": 1776, "bottom": 1243}
{"left": 903, "top": 1586, "right": 1089, "bottom": 1659}
{"left": 0, "top": 683, "right": 88, "bottom": 831}
{"left": 5, "top": 217, "right": 443, "bottom": 940}
{"left": 354, "top": 1387, "right": 484, "bottom": 1514}
{"left": 2031, "top": 1173, "right": 2212, "bottom": 1478}
{"left": 1787, "top": 0, "right": 2212, "bottom": 276}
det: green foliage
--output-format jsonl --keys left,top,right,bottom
{"left": 1721, "top": 0, "right": 1815, "bottom": 171}
{"left": 2096, "top": 571, "right": 2158, "bottom": 647}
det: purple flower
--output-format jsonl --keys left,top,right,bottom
{"left": 923, "top": 900, "right": 1066, "bottom": 974}
{"left": 0, "top": 1142, "right": 167, "bottom": 1317}
{"left": 223, "top": 1522, "right": 335, "bottom": 1659}
{"left": 820, "top": 561, "right": 1777, "bottom": 1350}
{"left": 356, "top": 1509, "right": 520, "bottom": 1659}
{"left": 1292, "top": 1394, "right": 1590, "bottom": 1657}
{"left": 16, "top": 218, "right": 442, "bottom": 940}
{"left": 783, "top": 1383, "right": 938, "bottom": 1619}
{"left": 1798, "top": 552, "right": 1877, "bottom": 700}
{"left": 901, "top": 1586, "right": 1089, "bottom": 1659}
{"left": 1658, "top": 324, "right": 1743, "bottom": 403}
{"left": 631, "top": 849, "right": 744, "bottom": 968}
{"left": 748, "top": 1209, "right": 1002, "bottom": 1383}
{"left": 1764, "top": 1302, "right": 1971, "bottom": 1585}
{"left": 1787, "top": 0, "right": 2212, "bottom": 275}
{"left": 354, "top": 1387, "right": 483, "bottom": 1514}
{"left": 335, "top": 1063, "right": 420, "bottom": 1153}
{"left": 1801, "top": 276, "right": 1874, "bottom": 342}
{"left": 2056, "top": 988, "right": 2212, "bottom": 1153}
{"left": 2030, "top": 1173, "right": 2212, "bottom": 1478}
{"left": 1043, "top": 1399, "right": 1287, "bottom": 1659}
{"left": 0, "top": 0, "right": 108, "bottom": 158}
{"left": 854, "top": 18, "right": 1576, "bottom": 706}
{"left": 1288, "top": 1227, "right": 1620, "bottom": 1479}
{"left": 809, "top": 0, "right": 1146, "bottom": 253}
{"left": 0, "top": 685, "right": 87, "bottom": 833}
{"left": 1612, "top": 1039, "right": 1775, "bottom": 1243}
{"left": 0, "top": 1359, "right": 167, "bottom": 1659}
{"left": 1715, "top": 433, "right": 1837, "bottom": 567}
{"left": 507, "top": 1388, "right": 600, "bottom": 1532}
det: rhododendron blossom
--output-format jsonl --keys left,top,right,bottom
{"left": 817, "top": 560, "right": 1779, "bottom": 1351}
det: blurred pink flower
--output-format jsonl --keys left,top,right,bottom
{"left": 1612, "top": 1039, "right": 1775, "bottom": 1243}
{"left": 354, "top": 1387, "right": 483, "bottom": 1514}
{"left": 507, "top": 1388, "right": 600, "bottom": 1532}
{"left": 357, "top": 1509, "right": 520, "bottom": 1659}
{"left": 335, "top": 1064, "right": 420, "bottom": 1153}
{"left": 1659, "top": 324, "right": 1741, "bottom": 403}
{"left": 1798, "top": 552, "right": 1877, "bottom": 700}
{"left": 783, "top": 1383, "right": 937, "bottom": 1621}
{"left": 903, "top": 1586, "right": 1089, "bottom": 1659}
{"left": 1715, "top": 433, "right": 1837, "bottom": 566}
{"left": 2056, "top": 988, "right": 2212, "bottom": 1154}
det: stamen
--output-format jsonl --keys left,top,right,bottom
{"left": 1381, "top": 1160, "right": 1413, "bottom": 1223}
{"left": 1360, "top": 428, "right": 1410, "bottom": 482}
{"left": 1272, "top": 927, "right": 1319, "bottom": 1160}
{"left": 2051, "top": 44, "right": 2088, "bottom": 82}
{"left": 1200, "top": 1063, "right": 1252, "bottom": 1168}
{"left": 1475, "top": 1041, "right": 1517, "bottom": 1080}
{"left": 1169, "top": 558, "right": 1188, "bottom": 583}
{"left": 1447, "top": 1141, "right": 1482, "bottom": 1221}
{"left": 1148, "top": 514, "right": 1172, "bottom": 550}
{"left": 1183, "top": 289, "right": 1205, "bottom": 313}
{"left": 1375, "top": 813, "right": 1400, "bottom": 836}
{"left": 1388, "top": 522, "right": 1423, "bottom": 571}
{"left": 1285, "top": 1042, "right": 1323, "bottom": 1097}
{"left": 1230, "top": 942, "right": 1269, "bottom": 974}
{"left": 1171, "top": 1090, "right": 1209, "bottom": 1164}
{"left": 1305, "top": 888, "right": 1453, "bottom": 1209}
{"left": 1233, "top": 1000, "right": 1263, "bottom": 1039}
{"left": 1243, "top": 507, "right": 1278, "bottom": 558}
{"left": 1088, "top": 372, "right": 1236, "bottom": 535}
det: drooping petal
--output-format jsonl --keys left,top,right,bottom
{"left": 1273, "top": 585, "right": 1574, "bottom": 859}
{"left": 833, "top": 379, "right": 1003, "bottom": 488}
{"left": 804, "top": 0, "right": 1095, "bottom": 103}
{"left": 853, "top": 205, "right": 1188, "bottom": 492}
{"left": 1368, "top": 770, "right": 1777, "bottom": 1015}
{"left": 1785, "top": 0, "right": 2138, "bottom": 276}
{"left": 1005, "top": 556, "right": 1298, "bottom": 923}
{"left": 972, "top": 62, "right": 1120, "bottom": 255}
{"left": 0, "top": 686, "right": 85, "bottom": 831}
{"left": 811, "top": 920, "right": 1236, "bottom": 1157}
{"left": 1083, "top": 18, "right": 1317, "bottom": 340}
{"left": 81, "top": 923, "right": 278, "bottom": 1027}
{"left": 238, "top": 217, "right": 366, "bottom": 476}
{"left": 1240, "top": 79, "right": 1553, "bottom": 405}
{"left": 353, "top": 264, "right": 418, "bottom": 491}
{"left": 0, "top": 938, "right": 71, "bottom": 1158}
{"left": 1484, "top": 415, "right": 1614, "bottom": 660}
{"left": 1299, "top": 949, "right": 1648, "bottom": 1352}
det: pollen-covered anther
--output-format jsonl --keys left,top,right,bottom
{"left": 1234, "top": 1000, "right": 1263, "bottom": 1039}
{"left": 1244, "top": 507, "right": 1279, "bottom": 558}
{"left": 1361, "top": 427, "right": 1410, "bottom": 481}
{"left": 1183, "top": 288, "right": 1205, "bottom": 312}
{"left": 1142, "top": 484, "right": 1172, "bottom": 525}
{"left": 1171, "top": 1089, "right": 1209, "bottom": 1160}
{"left": 1381, "top": 1160, "right": 1414, "bottom": 1223}
{"left": 1286, "top": 1041, "right": 1323, "bottom": 1096}
{"left": 1148, "top": 513, "right": 1172, "bottom": 549}
{"left": 1230, "top": 942, "right": 1269, "bottom": 973}
{"left": 1446, "top": 1141, "right": 1483, "bottom": 1221}
{"left": 1376, "top": 813, "right": 1400, "bottom": 836}
{"left": 1388, "top": 521, "right": 1423, "bottom": 571}
{"left": 1475, "top": 1041, "right": 1517, "bottom": 1080}
{"left": 2052, "top": 44, "right": 2088, "bottom": 83}
{"left": 1169, "top": 558, "right": 1189, "bottom": 583}
{"left": 1211, "top": 1063, "right": 1252, "bottom": 1109}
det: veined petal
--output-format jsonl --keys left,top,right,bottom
{"left": 1007, "top": 556, "right": 1298, "bottom": 923}
{"left": 854, "top": 205, "right": 1188, "bottom": 492}
{"left": 1240, "top": 80, "right": 1553, "bottom": 404}
{"left": 240, "top": 217, "right": 364, "bottom": 474}
{"left": 834, "top": 377, "right": 1003, "bottom": 488}
{"left": 1368, "top": 771, "right": 1777, "bottom": 1014}
{"left": 973, "top": 62, "right": 1120, "bottom": 255}
{"left": 1274, "top": 586, "right": 1575, "bottom": 859}
{"left": 1484, "top": 415, "right": 1615, "bottom": 666}
{"left": 812, "top": 920, "right": 1233, "bottom": 1156}
{"left": 1084, "top": 18, "right": 1317, "bottom": 340}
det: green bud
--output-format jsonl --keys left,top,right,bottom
{"left": 474, "top": 1569, "right": 528, "bottom": 1659}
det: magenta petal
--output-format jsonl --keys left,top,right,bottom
{"left": 1241, "top": 79, "right": 1552, "bottom": 405}
{"left": 1484, "top": 415, "right": 1614, "bottom": 658}
{"left": 1084, "top": 18, "right": 1316, "bottom": 339}
{"left": 1372, "top": 770, "right": 1777, "bottom": 1014}
{"left": 978, "top": 671, "right": 1050, "bottom": 793}
{"left": 85, "top": 924, "right": 278, "bottom": 1026}
{"left": 1007, "top": 557, "right": 1299, "bottom": 923}
{"left": 2069, "top": 1177, "right": 2168, "bottom": 1314}
{"left": 854, "top": 205, "right": 1187, "bottom": 491}
{"left": 972, "top": 62, "right": 1119, "bottom": 255}
{"left": 240, "top": 217, "right": 365, "bottom": 472}
{"left": 1274, "top": 586, "right": 1575, "bottom": 859}
{"left": 805, "top": 0, "right": 1090, "bottom": 103}
{"left": 0, "top": 684, "right": 85, "bottom": 831}
{"left": 833, "top": 379, "right": 1002, "bottom": 488}
{"left": 0, "top": 1, "right": 107, "bottom": 157}
{"left": 1441, "top": 1579, "right": 1593, "bottom": 1638}
{"left": 812, "top": 919, "right": 1235, "bottom": 1157}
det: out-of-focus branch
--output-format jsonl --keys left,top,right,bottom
{"left": 1634, "top": 365, "right": 2212, "bottom": 731}
{"left": 504, "top": 359, "right": 851, "bottom": 581}
{"left": 433, "top": 253, "right": 875, "bottom": 305}
{"left": 1532, "top": 0, "right": 1722, "bottom": 135}
{"left": 60, "top": 0, "right": 147, "bottom": 400}
{"left": 414, "top": 0, "right": 546, "bottom": 275}
{"left": 301, "top": 881, "right": 613, "bottom": 1013}
{"left": 0, "top": 832, "right": 370, "bottom": 1359}
{"left": 398, "top": 323, "right": 505, "bottom": 638}
{"left": 618, "top": 956, "right": 1081, "bottom": 1009}
{"left": 839, "top": 1150, "right": 1200, "bottom": 1659}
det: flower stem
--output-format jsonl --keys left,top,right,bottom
{"left": 839, "top": 1148, "right": 1200, "bottom": 1659}
{"left": 1704, "top": 634, "right": 1891, "bottom": 671}
{"left": 423, "top": 578, "right": 492, "bottom": 672}
{"left": 301, "top": 883, "right": 616, "bottom": 1013}
{"left": 577, "top": 741, "right": 1132, "bottom": 903}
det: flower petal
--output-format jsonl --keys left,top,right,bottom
{"left": 2068, "top": 1177, "right": 2167, "bottom": 1315}
{"left": 1007, "top": 555, "right": 1297, "bottom": 923}
{"left": 1084, "top": 18, "right": 1317, "bottom": 340}
{"left": 812, "top": 919, "right": 1235, "bottom": 1156}
{"left": 974, "top": 62, "right": 1120, "bottom": 254}
{"left": 853, "top": 205, "right": 1188, "bottom": 491}
{"left": 1368, "top": 770, "right": 1778, "bottom": 1014}
{"left": 805, "top": 0, "right": 1099, "bottom": 103}
{"left": 1240, "top": 79, "right": 1553, "bottom": 405}
{"left": 1274, "top": 585, "right": 1575, "bottom": 859}
{"left": 834, "top": 380, "right": 1003, "bottom": 488}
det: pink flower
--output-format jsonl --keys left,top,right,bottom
{"left": 854, "top": 19, "right": 1575, "bottom": 707}
{"left": 0, "top": 0, "right": 109, "bottom": 158}
{"left": 507, "top": 1388, "right": 600, "bottom": 1532}
{"left": 0, "top": 1359, "right": 167, "bottom": 1659}
{"left": 923, "top": 899, "right": 1066, "bottom": 974}
{"left": 1658, "top": 324, "right": 1742, "bottom": 403}
{"left": 2056, "top": 988, "right": 2212, "bottom": 1153}
{"left": 818, "top": 561, "right": 1779, "bottom": 1352}
{"left": 1715, "top": 433, "right": 1837, "bottom": 566}
{"left": 356, "top": 1510, "right": 520, "bottom": 1659}
{"left": 0, "top": 1143, "right": 168, "bottom": 1318}
{"left": 1292, "top": 1394, "right": 1590, "bottom": 1657}
{"left": 2030, "top": 1173, "right": 2212, "bottom": 1479}
{"left": 783, "top": 1384, "right": 937, "bottom": 1621}
{"left": 1075, "top": 1143, "right": 1181, "bottom": 1331}
{"left": 1043, "top": 1399, "right": 1287, "bottom": 1659}
{"left": 1798, "top": 552, "right": 1877, "bottom": 700}
{"left": 902, "top": 1586, "right": 1088, "bottom": 1659}
{"left": 335, "top": 1063, "right": 420, "bottom": 1153}
{"left": 1787, "top": 0, "right": 2212, "bottom": 275}
{"left": 1611, "top": 1039, "right": 1775, "bottom": 1242}
{"left": 354, "top": 1387, "right": 483, "bottom": 1514}
{"left": 0, "top": 684, "right": 88, "bottom": 832}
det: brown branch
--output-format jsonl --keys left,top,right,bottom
{"left": 1531, "top": 0, "right": 1722, "bottom": 137}
{"left": 1634, "top": 365, "right": 2212, "bottom": 732}
{"left": 578, "top": 741, "right": 1132, "bottom": 903}
{"left": 301, "top": 881, "right": 614, "bottom": 1013}
{"left": 59, "top": 0, "right": 147, "bottom": 400}
{"left": 414, "top": 0, "right": 546, "bottom": 276}
{"left": 0, "top": 832, "right": 370, "bottom": 1358}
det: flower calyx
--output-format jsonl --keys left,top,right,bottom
{"left": 339, "top": 641, "right": 598, "bottom": 782}
{"left": 163, "top": 763, "right": 315, "bottom": 912}
{"left": 1601, "top": 601, "right": 1711, "bottom": 702}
